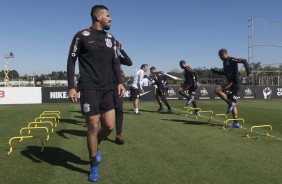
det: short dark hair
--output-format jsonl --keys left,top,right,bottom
{"left": 179, "top": 60, "right": 186, "bottom": 65}
{"left": 150, "top": 66, "right": 156, "bottom": 71}
{"left": 218, "top": 48, "right": 228, "bottom": 56}
{"left": 91, "top": 5, "right": 108, "bottom": 21}
{"left": 141, "top": 64, "right": 148, "bottom": 69}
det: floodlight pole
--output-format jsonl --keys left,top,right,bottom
{"left": 4, "top": 52, "right": 14, "bottom": 87}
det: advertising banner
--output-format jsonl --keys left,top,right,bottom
{"left": 238, "top": 86, "right": 255, "bottom": 99}
{"left": 255, "top": 86, "right": 282, "bottom": 99}
{"left": 0, "top": 87, "right": 42, "bottom": 104}
{"left": 42, "top": 87, "right": 74, "bottom": 103}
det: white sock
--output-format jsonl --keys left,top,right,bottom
{"left": 135, "top": 108, "right": 139, "bottom": 113}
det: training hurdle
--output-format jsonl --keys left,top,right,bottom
{"left": 196, "top": 110, "right": 214, "bottom": 120}
{"left": 7, "top": 136, "right": 45, "bottom": 155}
{"left": 19, "top": 127, "right": 49, "bottom": 142}
{"left": 41, "top": 111, "right": 61, "bottom": 120}
{"left": 35, "top": 116, "right": 58, "bottom": 127}
{"left": 185, "top": 107, "right": 202, "bottom": 116}
{"left": 27, "top": 121, "right": 54, "bottom": 133}
{"left": 223, "top": 118, "right": 245, "bottom": 129}
{"left": 247, "top": 125, "right": 273, "bottom": 138}
{"left": 209, "top": 114, "right": 228, "bottom": 124}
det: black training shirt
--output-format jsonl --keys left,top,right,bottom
{"left": 212, "top": 57, "right": 251, "bottom": 83}
{"left": 67, "top": 27, "right": 122, "bottom": 90}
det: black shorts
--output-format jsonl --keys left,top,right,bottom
{"left": 222, "top": 82, "right": 240, "bottom": 95}
{"left": 129, "top": 86, "right": 140, "bottom": 101}
{"left": 79, "top": 89, "right": 114, "bottom": 116}
{"left": 156, "top": 87, "right": 167, "bottom": 97}
{"left": 181, "top": 83, "right": 197, "bottom": 95}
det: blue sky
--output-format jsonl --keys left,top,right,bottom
{"left": 0, "top": 0, "right": 282, "bottom": 76}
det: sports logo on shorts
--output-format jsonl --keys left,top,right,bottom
{"left": 82, "top": 31, "right": 90, "bottom": 36}
{"left": 83, "top": 103, "right": 91, "bottom": 113}
{"left": 105, "top": 38, "right": 112, "bottom": 48}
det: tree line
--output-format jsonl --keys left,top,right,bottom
{"left": 1, "top": 62, "right": 281, "bottom": 84}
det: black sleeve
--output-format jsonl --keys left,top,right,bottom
{"left": 67, "top": 34, "right": 81, "bottom": 89}
{"left": 112, "top": 46, "right": 123, "bottom": 85}
{"left": 233, "top": 58, "right": 251, "bottom": 75}
{"left": 119, "top": 50, "right": 133, "bottom": 66}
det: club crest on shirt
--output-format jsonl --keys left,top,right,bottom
{"left": 82, "top": 30, "right": 90, "bottom": 36}
{"left": 105, "top": 38, "right": 112, "bottom": 48}
{"left": 83, "top": 103, "right": 91, "bottom": 113}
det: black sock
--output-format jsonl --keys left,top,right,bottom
{"left": 90, "top": 156, "right": 98, "bottom": 166}
{"left": 192, "top": 101, "right": 197, "bottom": 108}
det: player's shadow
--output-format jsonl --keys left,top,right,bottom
{"left": 60, "top": 118, "right": 85, "bottom": 125}
{"left": 69, "top": 110, "right": 81, "bottom": 113}
{"left": 161, "top": 118, "right": 222, "bottom": 126}
{"left": 21, "top": 146, "right": 89, "bottom": 174}
{"left": 56, "top": 129, "right": 87, "bottom": 139}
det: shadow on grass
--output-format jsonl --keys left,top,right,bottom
{"left": 21, "top": 146, "right": 89, "bottom": 174}
{"left": 56, "top": 129, "right": 87, "bottom": 139}
{"left": 69, "top": 110, "right": 81, "bottom": 113}
{"left": 161, "top": 118, "right": 223, "bottom": 126}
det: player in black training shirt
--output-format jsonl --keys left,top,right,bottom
{"left": 67, "top": 5, "right": 125, "bottom": 182}
{"left": 150, "top": 66, "right": 172, "bottom": 113}
{"left": 113, "top": 41, "right": 132, "bottom": 145}
{"left": 211, "top": 48, "right": 252, "bottom": 128}
{"left": 178, "top": 60, "right": 199, "bottom": 114}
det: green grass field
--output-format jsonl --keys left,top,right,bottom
{"left": 1, "top": 99, "right": 282, "bottom": 184}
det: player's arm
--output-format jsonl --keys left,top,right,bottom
{"left": 119, "top": 50, "right": 133, "bottom": 66}
{"left": 67, "top": 34, "right": 81, "bottom": 102}
{"left": 234, "top": 58, "right": 252, "bottom": 76}
{"left": 138, "top": 71, "right": 144, "bottom": 92}
{"left": 112, "top": 47, "right": 125, "bottom": 97}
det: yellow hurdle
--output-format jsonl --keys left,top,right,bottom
{"left": 19, "top": 127, "right": 49, "bottom": 142}
{"left": 35, "top": 117, "right": 58, "bottom": 127}
{"left": 209, "top": 114, "right": 228, "bottom": 124}
{"left": 40, "top": 112, "right": 60, "bottom": 120}
{"left": 224, "top": 118, "right": 245, "bottom": 129}
{"left": 42, "top": 110, "right": 61, "bottom": 115}
{"left": 186, "top": 108, "right": 202, "bottom": 116}
{"left": 196, "top": 110, "right": 214, "bottom": 120}
{"left": 7, "top": 136, "right": 45, "bottom": 155}
{"left": 247, "top": 125, "right": 273, "bottom": 138}
{"left": 27, "top": 121, "right": 54, "bottom": 133}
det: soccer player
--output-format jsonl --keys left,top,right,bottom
{"left": 67, "top": 5, "right": 125, "bottom": 182}
{"left": 178, "top": 60, "right": 199, "bottom": 114}
{"left": 211, "top": 48, "right": 252, "bottom": 128}
{"left": 130, "top": 64, "right": 148, "bottom": 115}
{"left": 113, "top": 41, "right": 132, "bottom": 145}
{"left": 150, "top": 66, "right": 172, "bottom": 113}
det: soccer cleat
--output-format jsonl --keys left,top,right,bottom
{"left": 227, "top": 120, "right": 240, "bottom": 128}
{"left": 186, "top": 98, "right": 193, "bottom": 105}
{"left": 134, "top": 112, "right": 143, "bottom": 115}
{"left": 192, "top": 109, "right": 198, "bottom": 115}
{"left": 157, "top": 107, "right": 163, "bottom": 112}
{"left": 167, "top": 109, "right": 172, "bottom": 113}
{"left": 226, "top": 102, "right": 236, "bottom": 114}
{"left": 115, "top": 135, "right": 125, "bottom": 145}
{"left": 88, "top": 165, "right": 99, "bottom": 182}
{"left": 96, "top": 149, "right": 102, "bottom": 164}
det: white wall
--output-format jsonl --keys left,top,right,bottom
{"left": 0, "top": 87, "right": 42, "bottom": 104}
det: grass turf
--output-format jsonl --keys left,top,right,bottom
{"left": 0, "top": 99, "right": 282, "bottom": 184}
